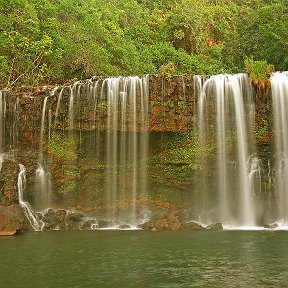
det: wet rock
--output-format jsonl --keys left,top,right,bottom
{"left": 183, "top": 221, "right": 205, "bottom": 230}
{"left": 81, "top": 219, "right": 97, "bottom": 230}
{"left": 59, "top": 220, "right": 81, "bottom": 231}
{"left": 42, "top": 209, "right": 59, "bottom": 230}
{"left": 41, "top": 209, "right": 86, "bottom": 231}
{"left": 97, "top": 219, "right": 113, "bottom": 228}
{"left": 36, "top": 212, "right": 43, "bottom": 220}
{"left": 0, "top": 204, "right": 30, "bottom": 233}
{"left": 55, "top": 209, "right": 67, "bottom": 222}
{"left": 206, "top": 223, "right": 223, "bottom": 230}
{"left": 118, "top": 224, "right": 131, "bottom": 229}
{"left": 46, "top": 208, "right": 56, "bottom": 217}
{"left": 140, "top": 215, "right": 183, "bottom": 231}
{"left": 0, "top": 230, "right": 17, "bottom": 236}
{"left": 66, "top": 212, "right": 84, "bottom": 222}
{"left": 264, "top": 223, "right": 278, "bottom": 229}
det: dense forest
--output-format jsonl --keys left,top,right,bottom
{"left": 0, "top": 0, "right": 287, "bottom": 88}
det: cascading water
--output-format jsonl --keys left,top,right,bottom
{"left": 6, "top": 72, "right": 288, "bottom": 230}
{"left": 47, "top": 76, "right": 149, "bottom": 228}
{"left": 103, "top": 76, "right": 149, "bottom": 227}
{"left": 0, "top": 91, "right": 5, "bottom": 173}
{"left": 68, "top": 82, "right": 81, "bottom": 130}
{"left": 196, "top": 74, "right": 257, "bottom": 227}
{"left": 0, "top": 91, "right": 6, "bottom": 153}
{"left": 18, "top": 164, "right": 44, "bottom": 231}
{"left": 271, "top": 71, "right": 288, "bottom": 225}
{"left": 36, "top": 95, "right": 53, "bottom": 210}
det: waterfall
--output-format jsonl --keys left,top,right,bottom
{"left": 68, "top": 81, "right": 81, "bottom": 130}
{"left": 39, "top": 96, "right": 49, "bottom": 156}
{"left": 0, "top": 91, "right": 4, "bottom": 173}
{"left": 36, "top": 95, "right": 52, "bottom": 209}
{"left": 271, "top": 71, "right": 288, "bottom": 225}
{"left": 35, "top": 164, "right": 52, "bottom": 210}
{"left": 103, "top": 76, "right": 149, "bottom": 227}
{"left": 18, "top": 164, "right": 44, "bottom": 231}
{"left": 54, "top": 86, "right": 66, "bottom": 130}
{"left": 196, "top": 74, "right": 256, "bottom": 227}
{"left": 0, "top": 91, "right": 5, "bottom": 153}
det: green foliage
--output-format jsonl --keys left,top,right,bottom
{"left": 244, "top": 57, "right": 274, "bottom": 88}
{"left": 48, "top": 132, "right": 78, "bottom": 160}
{"left": 222, "top": 1, "right": 288, "bottom": 72}
{"left": 0, "top": 0, "right": 287, "bottom": 88}
{"left": 57, "top": 180, "right": 77, "bottom": 196}
{"left": 177, "top": 101, "right": 186, "bottom": 110}
{"left": 150, "top": 100, "right": 161, "bottom": 107}
{"left": 159, "top": 62, "right": 176, "bottom": 77}
{"left": 256, "top": 119, "right": 270, "bottom": 143}
{"left": 163, "top": 99, "right": 175, "bottom": 108}
{"left": 151, "top": 132, "right": 215, "bottom": 167}
{"left": 97, "top": 101, "right": 108, "bottom": 110}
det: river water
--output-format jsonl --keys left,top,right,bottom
{"left": 0, "top": 230, "right": 288, "bottom": 287}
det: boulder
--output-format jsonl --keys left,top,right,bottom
{"left": 97, "top": 219, "right": 114, "bottom": 228}
{"left": 206, "top": 223, "right": 223, "bottom": 230}
{"left": 59, "top": 220, "right": 81, "bottom": 231}
{"left": 118, "top": 224, "right": 131, "bottom": 229}
{"left": 0, "top": 230, "right": 17, "bottom": 236}
{"left": 0, "top": 204, "right": 30, "bottom": 233}
{"left": 41, "top": 209, "right": 86, "bottom": 231}
{"left": 183, "top": 221, "right": 205, "bottom": 230}
{"left": 66, "top": 212, "right": 84, "bottom": 222}
{"left": 140, "top": 215, "right": 183, "bottom": 231}
{"left": 81, "top": 219, "right": 97, "bottom": 230}
{"left": 56, "top": 209, "right": 67, "bottom": 222}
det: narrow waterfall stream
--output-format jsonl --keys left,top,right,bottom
{"left": 0, "top": 91, "right": 6, "bottom": 153}
{"left": 18, "top": 164, "right": 44, "bottom": 231}
{"left": 36, "top": 95, "right": 52, "bottom": 209}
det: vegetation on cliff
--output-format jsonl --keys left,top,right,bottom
{"left": 0, "top": 0, "right": 287, "bottom": 88}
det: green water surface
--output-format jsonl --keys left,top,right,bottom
{"left": 0, "top": 230, "right": 287, "bottom": 288}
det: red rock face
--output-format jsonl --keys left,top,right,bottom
{"left": 0, "top": 205, "right": 30, "bottom": 233}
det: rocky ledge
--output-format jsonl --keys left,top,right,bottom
{"left": 0, "top": 204, "right": 30, "bottom": 235}
{"left": 0, "top": 205, "right": 225, "bottom": 233}
{"left": 139, "top": 215, "right": 223, "bottom": 231}
{"left": 35, "top": 209, "right": 224, "bottom": 232}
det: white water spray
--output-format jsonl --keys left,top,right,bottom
{"left": 18, "top": 164, "right": 44, "bottom": 231}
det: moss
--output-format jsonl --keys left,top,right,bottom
{"left": 150, "top": 131, "right": 215, "bottom": 166}
{"left": 256, "top": 119, "right": 270, "bottom": 144}
{"left": 47, "top": 132, "right": 79, "bottom": 161}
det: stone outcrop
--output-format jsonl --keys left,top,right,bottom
{"left": 140, "top": 217, "right": 224, "bottom": 232}
{"left": 39, "top": 208, "right": 86, "bottom": 231}
{"left": 139, "top": 215, "right": 183, "bottom": 231}
{"left": 0, "top": 160, "right": 19, "bottom": 206}
{"left": 0, "top": 205, "right": 30, "bottom": 234}
{"left": 206, "top": 223, "right": 223, "bottom": 230}
{"left": 183, "top": 221, "right": 206, "bottom": 230}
